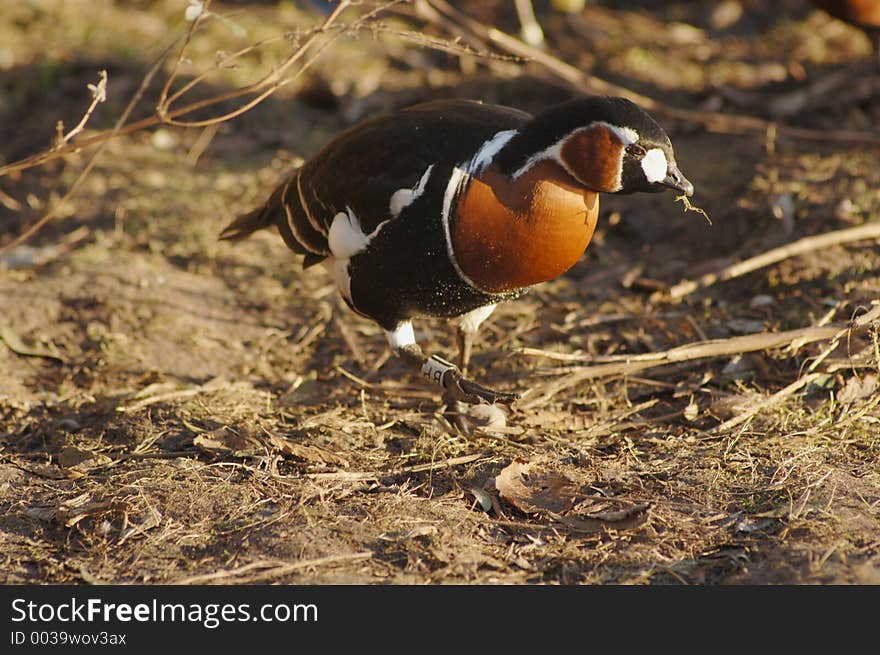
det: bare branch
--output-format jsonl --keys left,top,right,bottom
{"left": 520, "top": 302, "right": 880, "bottom": 408}
{"left": 0, "top": 1, "right": 407, "bottom": 249}
{"left": 420, "top": 0, "right": 880, "bottom": 145}
{"left": 0, "top": 44, "right": 175, "bottom": 254}
{"left": 56, "top": 70, "right": 108, "bottom": 146}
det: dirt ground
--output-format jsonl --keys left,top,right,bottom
{"left": 1, "top": 0, "right": 879, "bottom": 585}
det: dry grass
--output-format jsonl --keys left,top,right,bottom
{"left": 1, "top": 0, "right": 879, "bottom": 585}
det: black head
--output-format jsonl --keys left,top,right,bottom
{"left": 496, "top": 96, "right": 693, "bottom": 197}
{"left": 617, "top": 109, "right": 693, "bottom": 196}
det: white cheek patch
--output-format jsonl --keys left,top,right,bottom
{"left": 641, "top": 148, "right": 668, "bottom": 184}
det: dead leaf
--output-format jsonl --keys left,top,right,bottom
{"left": 0, "top": 326, "right": 66, "bottom": 362}
{"left": 495, "top": 459, "right": 578, "bottom": 515}
{"left": 194, "top": 427, "right": 260, "bottom": 456}
{"left": 265, "top": 435, "right": 349, "bottom": 468}
{"left": 468, "top": 486, "right": 493, "bottom": 512}
{"left": 57, "top": 446, "right": 112, "bottom": 472}
{"left": 118, "top": 506, "right": 162, "bottom": 545}
{"left": 557, "top": 503, "right": 651, "bottom": 533}
{"left": 837, "top": 374, "right": 878, "bottom": 404}
{"left": 26, "top": 493, "right": 125, "bottom": 527}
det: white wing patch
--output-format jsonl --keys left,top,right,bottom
{"left": 296, "top": 173, "right": 327, "bottom": 236}
{"left": 327, "top": 207, "right": 389, "bottom": 303}
{"left": 328, "top": 207, "right": 387, "bottom": 258}
{"left": 641, "top": 148, "right": 668, "bottom": 184}
{"left": 389, "top": 165, "right": 434, "bottom": 218}
{"left": 283, "top": 178, "right": 324, "bottom": 255}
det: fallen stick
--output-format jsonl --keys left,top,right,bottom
{"left": 399, "top": 452, "right": 487, "bottom": 473}
{"left": 306, "top": 452, "right": 489, "bottom": 481}
{"left": 171, "top": 552, "right": 373, "bottom": 585}
{"left": 522, "top": 322, "right": 855, "bottom": 367}
{"left": 660, "top": 222, "right": 880, "bottom": 302}
{"left": 520, "top": 303, "right": 880, "bottom": 407}
{"left": 706, "top": 303, "right": 877, "bottom": 434}
{"left": 116, "top": 388, "right": 207, "bottom": 413}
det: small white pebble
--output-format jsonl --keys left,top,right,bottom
{"left": 467, "top": 404, "right": 507, "bottom": 429}
{"left": 749, "top": 294, "right": 775, "bottom": 309}
{"left": 151, "top": 129, "right": 179, "bottom": 151}
{"left": 834, "top": 198, "right": 858, "bottom": 222}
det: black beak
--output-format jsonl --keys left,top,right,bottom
{"left": 661, "top": 164, "right": 694, "bottom": 197}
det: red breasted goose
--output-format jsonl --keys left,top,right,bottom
{"left": 221, "top": 96, "right": 694, "bottom": 424}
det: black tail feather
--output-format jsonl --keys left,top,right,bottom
{"left": 219, "top": 191, "right": 278, "bottom": 242}
{"left": 220, "top": 170, "right": 326, "bottom": 263}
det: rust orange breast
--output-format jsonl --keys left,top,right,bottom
{"left": 451, "top": 160, "right": 599, "bottom": 294}
{"left": 813, "top": 0, "right": 880, "bottom": 28}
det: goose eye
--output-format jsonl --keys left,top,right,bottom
{"left": 627, "top": 144, "right": 646, "bottom": 158}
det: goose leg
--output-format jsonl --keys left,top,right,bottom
{"left": 386, "top": 319, "right": 516, "bottom": 435}
{"left": 386, "top": 309, "right": 514, "bottom": 434}
{"left": 395, "top": 343, "right": 518, "bottom": 406}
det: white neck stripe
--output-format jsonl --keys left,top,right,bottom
{"left": 440, "top": 166, "right": 485, "bottom": 293}
{"left": 511, "top": 122, "right": 637, "bottom": 183}
{"left": 468, "top": 129, "right": 517, "bottom": 174}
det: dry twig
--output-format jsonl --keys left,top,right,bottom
{"left": 0, "top": 43, "right": 175, "bottom": 253}
{"left": 306, "top": 452, "right": 489, "bottom": 481}
{"left": 706, "top": 305, "right": 880, "bottom": 434}
{"left": 0, "top": 1, "right": 403, "bottom": 250}
{"left": 660, "top": 222, "right": 880, "bottom": 302}
{"left": 521, "top": 303, "right": 880, "bottom": 407}
{"left": 172, "top": 552, "right": 372, "bottom": 584}
{"left": 418, "top": 0, "right": 880, "bottom": 145}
